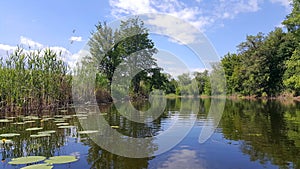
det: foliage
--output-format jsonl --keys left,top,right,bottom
{"left": 0, "top": 47, "right": 71, "bottom": 114}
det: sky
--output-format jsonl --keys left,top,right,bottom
{"left": 0, "top": 0, "right": 292, "bottom": 76}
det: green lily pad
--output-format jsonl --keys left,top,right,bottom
{"left": 30, "top": 134, "right": 51, "bottom": 138}
{"left": 0, "top": 119, "right": 12, "bottom": 123}
{"left": 45, "top": 156, "right": 78, "bottom": 164}
{"left": 56, "top": 123, "right": 69, "bottom": 126}
{"left": 0, "top": 133, "right": 20, "bottom": 137}
{"left": 38, "top": 130, "right": 56, "bottom": 134}
{"left": 58, "top": 126, "right": 76, "bottom": 129}
{"left": 24, "top": 121, "right": 36, "bottom": 123}
{"left": 111, "top": 125, "right": 120, "bottom": 129}
{"left": 73, "top": 114, "right": 88, "bottom": 117}
{"left": 26, "top": 127, "right": 43, "bottom": 131}
{"left": 13, "top": 122, "right": 26, "bottom": 125}
{"left": 60, "top": 110, "right": 68, "bottom": 113}
{"left": 21, "top": 163, "right": 53, "bottom": 169}
{"left": 8, "top": 156, "right": 46, "bottom": 165}
{"left": 78, "top": 130, "right": 98, "bottom": 134}
{"left": 24, "top": 116, "right": 40, "bottom": 120}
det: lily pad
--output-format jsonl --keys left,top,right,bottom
{"left": 0, "top": 119, "right": 12, "bottom": 123}
{"left": 8, "top": 156, "right": 46, "bottom": 165}
{"left": 58, "top": 125, "right": 76, "bottom": 129}
{"left": 24, "top": 121, "right": 36, "bottom": 123}
{"left": 26, "top": 127, "right": 43, "bottom": 131}
{"left": 13, "top": 122, "right": 26, "bottom": 125}
{"left": 78, "top": 130, "right": 98, "bottom": 134}
{"left": 24, "top": 116, "right": 40, "bottom": 120}
{"left": 78, "top": 117, "right": 88, "bottom": 120}
{"left": 111, "top": 125, "right": 120, "bottom": 129}
{"left": 0, "top": 133, "right": 20, "bottom": 137}
{"left": 30, "top": 134, "right": 51, "bottom": 138}
{"left": 21, "top": 163, "right": 53, "bottom": 169}
{"left": 38, "top": 130, "right": 56, "bottom": 134}
{"left": 73, "top": 114, "right": 88, "bottom": 117}
{"left": 54, "top": 119, "right": 65, "bottom": 123}
{"left": 45, "top": 156, "right": 78, "bottom": 164}
{"left": 56, "top": 123, "right": 69, "bottom": 126}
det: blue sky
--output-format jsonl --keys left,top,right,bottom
{"left": 0, "top": 0, "right": 291, "bottom": 75}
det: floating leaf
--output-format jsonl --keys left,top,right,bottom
{"left": 30, "top": 134, "right": 51, "bottom": 138}
{"left": 54, "top": 119, "right": 65, "bottom": 123}
{"left": 56, "top": 123, "right": 69, "bottom": 126}
{"left": 26, "top": 127, "right": 43, "bottom": 131}
{"left": 21, "top": 163, "right": 53, "bottom": 169}
{"left": 111, "top": 126, "right": 120, "bottom": 129}
{"left": 8, "top": 156, "right": 46, "bottom": 165}
{"left": 58, "top": 126, "right": 76, "bottom": 129}
{"left": 0, "top": 119, "right": 12, "bottom": 123}
{"left": 78, "top": 130, "right": 98, "bottom": 134}
{"left": 24, "top": 116, "right": 40, "bottom": 120}
{"left": 73, "top": 114, "right": 88, "bottom": 117}
{"left": 13, "top": 122, "right": 26, "bottom": 125}
{"left": 38, "top": 130, "right": 56, "bottom": 134}
{"left": 24, "top": 121, "right": 36, "bottom": 123}
{"left": 45, "top": 156, "right": 78, "bottom": 164}
{"left": 0, "top": 133, "right": 20, "bottom": 137}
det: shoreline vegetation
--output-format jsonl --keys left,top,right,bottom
{"left": 0, "top": 0, "right": 299, "bottom": 115}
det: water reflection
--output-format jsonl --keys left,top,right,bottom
{"left": 0, "top": 98, "right": 300, "bottom": 168}
{"left": 220, "top": 99, "right": 300, "bottom": 169}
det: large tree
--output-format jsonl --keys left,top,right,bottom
{"left": 283, "top": 0, "right": 300, "bottom": 95}
{"left": 88, "top": 17, "right": 158, "bottom": 96}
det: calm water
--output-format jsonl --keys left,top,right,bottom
{"left": 0, "top": 98, "right": 300, "bottom": 169}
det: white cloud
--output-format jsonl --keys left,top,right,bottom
{"left": 0, "top": 44, "right": 17, "bottom": 58}
{"left": 0, "top": 37, "right": 80, "bottom": 70}
{"left": 20, "top": 36, "right": 43, "bottom": 49}
{"left": 69, "top": 36, "right": 83, "bottom": 42}
{"left": 108, "top": 0, "right": 272, "bottom": 44}
{"left": 109, "top": 0, "right": 291, "bottom": 37}
{"left": 270, "top": 0, "right": 291, "bottom": 9}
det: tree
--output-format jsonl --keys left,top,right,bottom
{"left": 283, "top": 0, "right": 300, "bottom": 96}
{"left": 284, "top": 47, "right": 300, "bottom": 95}
{"left": 282, "top": 0, "right": 300, "bottom": 39}
{"left": 194, "top": 70, "right": 209, "bottom": 95}
{"left": 88, "top": 17, "right": 159, "bottom": 98}
{"left": 88, "top": 22, "right": 121, "bottom": 89}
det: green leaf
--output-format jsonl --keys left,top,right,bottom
{"left": 78, "top": 130, "right": 98, "bottom": 134}
{"left": 45, "top": 156, "right": 78, "bottom": 164}
{"left": 26, "top": 127, "right": 43, "bottom": 131}
{"left": 21, "top": 163, "right": 53, "bottom": 169}
{"left": 0, "top": 133, "right": 20, "bottom": 137}
{"left": 8, "top": 156, "right": 46, "bottom": 165}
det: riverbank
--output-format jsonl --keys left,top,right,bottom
{"left": 164, "top": 93, "right": 300, "bottom": 102}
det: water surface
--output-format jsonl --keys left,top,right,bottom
{"left": 0, "top": 98, "right": 300, "bottom": 169}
